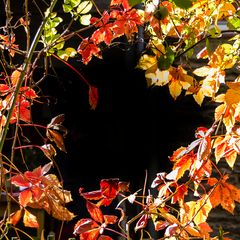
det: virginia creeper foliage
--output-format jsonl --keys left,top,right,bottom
{"left": 0, "top": 0, "right": 240, "bottom": 239}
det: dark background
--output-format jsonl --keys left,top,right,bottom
{"left": 38, "top": 44, "right": 213, "bottom": 238}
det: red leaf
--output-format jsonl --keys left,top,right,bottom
{"left": 20, "top": 87, "right": 38, "bottom": 99}
{"left": 79, "top": 188, "right": 103, "bottom": 200}
{"left": 86, "top": 201, "right": 104, "bottom": 223}
{"left": 100, "top": 179, "right": 118, "bottom": 199}
{"left": 89, "top": 86, "right": 98, "bottom": 110}
{"left": 110, "top": 0, "right": 130, "bottom": 10}
{"left": 0, "top": 84, "right": 10, "bottom": 96}
{"left": 77, "top": 38, "right": 102, "bottom": 65}
{"left": 11, "top": 174, "right": 30, "bottom": 188}
{"left": 74, "top": 218, "right": 99, "bottom": 235}
{"left": 135, "top": 214, "right": 149, "bottom": 231}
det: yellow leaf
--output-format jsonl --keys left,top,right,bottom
{"left": 137, "top": 54, "right": 157, "bottom": 70}
{"left": 23, "top": 209, "right": 39, "bottom": 228}
{"left": 184, "top": 195, "right": 212, "bottom": 225}
{"left": 169, "top": 79, "right": 182, "bottom": 100}
{"left": 225, "top": 82, "right": 240, "bottom": 107}
{"left": 193, "top": 66, "right": 210, "bottom": 77}
{"left": 193, "top": 89, "right": 205, "bottom": 106}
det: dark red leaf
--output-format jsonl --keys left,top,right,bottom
{"left": 89, "top": 86, "right": 98, "bottom": 110}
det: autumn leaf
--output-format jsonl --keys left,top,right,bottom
{"left": 213, "top": 135, "right": 237, "bottom": 168}
{"left": 225, "top": 82, "right": 240, "bottom": 108}
{"left": 80, "top": 178, "right": 129, "bottom": 207}
{"left": 182, "top": 195, "right": 212, "bottom": 225}
{"left": 77, "top": 38, "right": 102, "bottom": 65}
{"left": 208, "top": 175, "right": 240, "bottom": 214}
{"left": 86, "top": 201, "right": 104, "bottom": 223}
{"left": 10, "top": 209, "right": 23, "bottom": 226}
{"left": 23, "top": 209, "right": 39, "bottom": 228}
{"left": 11, "top": 163, "right": 75, "bottom": 221}
{"left": 47, "top": 114, "right": 68, "bottom": 152}
{"left": 11, "top": 69, "right": 22, "bottom": 85}
{"left": 40, "top": 144, "right": 57, "bottom": 160}
{"left": 166, "top": 150, "right": 195, "bottom": 181}
{"left": 89, "top": 85, "right": 98, "bottom": 110}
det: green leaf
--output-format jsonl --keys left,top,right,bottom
{"left": 227, "top": 17, "right": 240, "bottom": 30}
{"left": 64, "top": 0, "right": 81, "bottom": 8}
{"left": 128, "top": 0, "right": 142, "bottom": 7}
{"left": 63, "top": 4, "right": 73, "bottom": 13}
{"left": 208, "top": 25, "right": 221, "bottom": 38}
{"left": 157, "top": 46, "right": 175, "bottom": 70}
{"left": 205, "top": 38, "right": 212, "bottom": 56}
{"left": 172, "top": 0, "right": 193, "bottom": 9}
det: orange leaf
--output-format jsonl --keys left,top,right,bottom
{"left": 86, "top": 201, "right": 104, "bottom": 223}
{"left": 225, "top": 82, "right": 240, "bottom": 107}
{"left": 11, "top": 69, "right": 21, "bottom": 85}
{"left": 103, "top": 215, "right": 118, "bottom": 225}
{"left": 10, "top": 209, "right": 23, "bottom": 226}
{"left": 23, "top": 209, "right": 39, "bottom": 228}
{"left": 19, "top": 189, "right": 32, "bottom": 207}
{"left": 208, "top": 175, "right": 240, "bottom": 214}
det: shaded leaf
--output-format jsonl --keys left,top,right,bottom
{"left": 40, "top": 144, "right": 57, "bottom": 160}
{"left": 89, "top": 86, "right": 98, "bottom": 110}
{"left": 173, "top": 0, "right": 193, "bottom": 9}
{"left": 46, "top": 129, "right": 66, "bottom": 152}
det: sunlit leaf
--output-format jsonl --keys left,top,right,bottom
{"left": 77, "top": 1, "right": 93, "bottom": 14}
{"left": 80, "top": 14, "right": 92, "bottom": 25}
{"left": 10, "top": 209, "right": 23, "bottom": 226}
{"left": 23, "top": 209, "right": 39, "bottom": 228}
{"left": 208, "top": 175, "right": 240, "bottom": 214}
{"left": 183, "top": 195, "right": 212, "bottom": 225}
{"left": 225, "top": 82, "right": 240, "bottom": 107}
{"left": 86, "top": 201, "right": 104, "bottom": 223}
{"left": 19, "top": 189, "right": 32, "bottom": 207}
